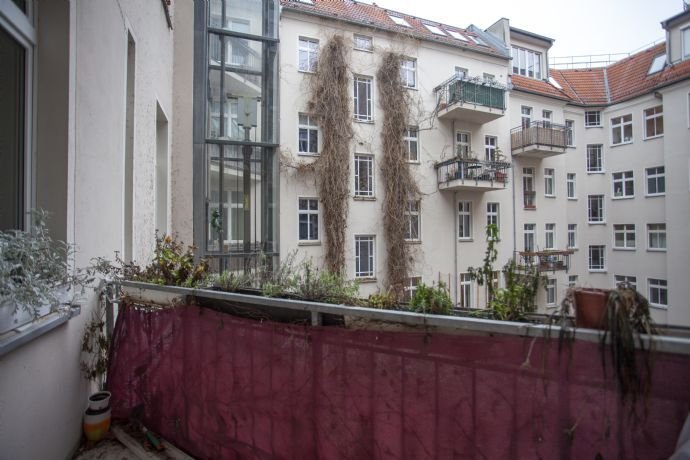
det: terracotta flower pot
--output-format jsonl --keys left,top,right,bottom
{"left": 574, "top": 288, "right": 610, "bottom": 329}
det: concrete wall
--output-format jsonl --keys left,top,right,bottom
{"left": 0, "top": 1, "right": 176, "bottom": 458}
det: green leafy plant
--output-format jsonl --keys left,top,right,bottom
{"left": 0, "top": 210, "right": 92, "bottom": 319}
{"left": 368, "top": 290, "right": 397, "bottom": 309}
{"left": 294, "top": 261, "right": 360, "bottom": 304}
{"left": 409, "top": 282, "right": 452, "bottom": 315}
{"left": 488, "top": 259, "right": 544, "bottom": 321}
{"left": 80, "top": 284, "right": 111, "bottom": 389}
{"left": 207, "top": 270, "right": 253, "bottom": 292}
{"left": 468, "top": 224, "right": 499, "bottom": 305}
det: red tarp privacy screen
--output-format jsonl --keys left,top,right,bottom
{"left": 108, "top": 301, "right": 690, "bottom": 459}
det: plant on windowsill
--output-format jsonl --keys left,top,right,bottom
{"left": 0, "top": 210, "right": 92, "bottom": 334}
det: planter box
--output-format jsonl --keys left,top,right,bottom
{"left": 574, "top": 288, "right": 610, "bottom": 330}
{"left": 0, "top": 286, "right": 70, "bottom": 335}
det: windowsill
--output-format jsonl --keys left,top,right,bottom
{"left": 297, "top": 152, "right": 320, "bottom": 157}
{"left": 567, "top": 247, "right": 578, "bottom": 251}
{"left": 646, "top": 193, "right": 665, "bottom": 198}
{"left": 0, "top": 305, "right": 81, "bottom": 358}
{"left": 588, "top": 221, "right": 606, "bottom": 225}
{"left": 588, "top": 269, "right": 607, "bottom": 273}
{"left": 408, "top": 161, "right": 421, "bottom": 165}
{"left": 458, "top": 238, "right": 474, "bottom": 242}
{"left": 524, "top": 207, "right": 537, "bottom": 211}
{"left": 298, "top": 69, "right": 316, "bottom": 75}
{"left": 610, "top": 141, "right": 633, "bottom": 147}
{"left": 545, "top": 195, "right": 556, "bottom": 199}
{"left": 587, "top": 171, "right": 605, "bottom": 175}
{"left": 298, "top": 241, "right": 321, "bottom": 246}
{"left": 643, "top": 134, "right": 663, "bottom": 141}
{"left": 356, "top": 277, "right": 377, "bottom": 284}
{"left": 403, "top": 86, "right": 418, "bottom": 91}
{"left": 650, "top": 304, "right": 668, "bottom": 310}
{"left": 567, "top": 197, "right": 577, "bottom": 201}
{"left": 405, "top": 240, "right": 422, "bottom": 245}
{"left": 612, "top": 196, "right": 634, "bottom": 200}
{"left": 613, "top": 247, "right": 636, "bottom": 251}
{"left": 585, "top": 125, "right": 603, "bottom": 129}
{"left": 353, "top": 196, "right": 376, "bottom": 201}
{"left": 354, "top": 48, "right": 374, "bottom": 53}
{"left": 646, "top": 248, "right": 667, "bottom": 253}
{"left": 354, "top": 119, "right": 375, "bottom": 124}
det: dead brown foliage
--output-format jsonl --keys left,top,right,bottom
{"left": 377, "top": 52, "right": 419, "bottom": 299}
{"left": 306, "top": 36, "right": 354, "bottom": 274}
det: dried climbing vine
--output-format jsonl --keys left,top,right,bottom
{"left": 305, "top": 35, "right": 353, "bottom": 274}
{"left": 377, "top": 52, "right": 419, "bottom": 299}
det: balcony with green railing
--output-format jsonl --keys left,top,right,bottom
{"left": 434, "top": 75, "right": 507, "bottom": 124}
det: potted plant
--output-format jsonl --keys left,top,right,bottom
{"left": 0, "top": 210, "right": 91, "bottom": 334}
{"left": 573, "top": 287, "right": 610, "bottom": 329}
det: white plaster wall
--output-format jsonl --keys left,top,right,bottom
{"left": 667, "top": 17, "right": 690, "bottom": 64}
{"left": 0, "top": 1, "right": 176, "bottom": 458}
{"left": 279, "top": 11, "right": 514, "bottom": 305}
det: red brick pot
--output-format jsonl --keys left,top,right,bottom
{"left": 574, "top": 288, "right": 610, "bottom": 329}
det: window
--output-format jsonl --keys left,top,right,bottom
{"left": 544, "top": 168, "right": 555, "bottom": 197}
{"left": 511, "top": 46, "right": 542, "bottom": 79}
{"left": 298, "top": 113, "right": 318, "bottom": 154}
{"left": 298, "top": 37, "right": 318, "bottom": 72}
{"left": 458, "top": 201, "right": 472, "bottom": 240}
{"left": 484, "top": 136, "right": 497, "bottom": 162}
{"left": 567, "top": 173, "right": 576, "bottom": 199}
{"left": 611, "top": 114, "right": 633, "bottom": 145}
{"left": 646, "top": 166, "right": 665, "bottom": 196}
{"left": 454, "top": 66, "right": 468, "bottom": 78}
{"left": 565, "top": 119, "right": 574, "bottom": 146}
{"left": 524, "top": 223, "right": 535, "bottom": 252}
{"left": 404, "top": 200, "right": 421, "bottom": 241}
{"left": 404, "top": 276, "right": 422, "bottom": 301}
{"left": 585, "top": 111, "right": 601, "bottom": 127}
{"left": 546, "top": 279, "right": 556, "bottom": 305}
{"left": 648, "top": 279, "right": 668, "bottom": 307}
{"left": 683, "top": 27, "right": 690, "bottom": 60}
{"left": 354, "top": 154, "right": 374, "bottom": 197}
{"left": 456, "top": 131, "right": 471, "bottom": 158}
{"left": 586, "top": 144, "right": 603, "bottom": 172}
{"left": 486, "top": 203, "right": 499, "bottom": 235}
{"left": 353, "top": 76, "right": 373, "bottom": 121}
{"left": 459, "top": 273, "right": 473, "bottom": 308}
{"left": 542, "top": 110, "right": 552, "bottom": 128}
{"left": 588, "top": 245, "right": 605, "bottom": 271}
{"left": 613, "top": 224, "right": 636, "bottom": 249}
{"left": 448, "top": 31, "right": 468, "bottom": 42}
{"left": 612, "top": 171, "right": 634, "bottom": 198}
{"left": 404, "top": 127, "right": 419, "bottom": 162}
{"left": 615, "top": 275, "right": 637, "bottom": 289}
{"left": 355, "top": 235, "right": 375, "bottom": 278}
{"left": 483, "top": 73, "right": 495, "bottom": 83}
{"left": 388, "top": 15, "right": 410, "bottom": 27}
{"left": 523, "top": 168, "right": 535, "bottom": 209}
{"left": 400, "top": 57, "right": 417, "bottom": 88}
{"left": 423, "top": 23, "right": 446, "bottom": 36}
{"left": 567, "top": 224, "right": 577, "bottom": 249}
{"left": 545, "top": 223, "right": 555, "bottom": 249}
{"left": 648, "top": 54, "right": 666, "bottom": 74}
{"left": 298, "top": 198, "right": 319, "bottom": 242}
{"left": 647, "top": 223, "right": 666, "bottom": 250}
{"left": 353, "top": 34, "right": 373, "bottom": 51}
{"left": 588, "top": 195, "right": 604, "bottom": 223}
{"left": 644, "top": 106, "right": 663, "bottom": 138}
{"left": 521, "top": 106, "right": 532, "bottom": 129}
{"left": 568, "top": 275, "right": 579, "bottom": 287}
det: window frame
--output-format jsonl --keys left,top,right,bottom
{"left": 568, "top": 275, "right": 579, "bottom": 287}
{"left": 353, "top": 154, "right": 374, "bottom": 198}
{"left": 297, "top": 197, "right": 320, "bottom": 243}
{"left": 566, "top": 173, "right": 576, "bottom": 199}
{"left": 645, "top": 166, "right": 665, "bottom": 196}
{"left": 565, "top": 119, "right": 574, "bottom": 146}
{"left": 404, "top": 276, "right": 422, "bottom": 301}
{"left": 353, "top": 75, "right": 373, "bottom": 122}
{"left": 486, "top": 202, "right": 499, "bottom": 237}
{"left": 354, "top": 235, "right": 376, "bottom": 278}
{"left": 585, "top": 111, "right": 601, "bottom": 127}
{"left": 455, "top": 131, "right": 471, "bottom": 158}
{"left": 614, "top": 275, "right": 637, "bottom": 289}
{"left": 298, "top": 36, "right": 318, "bottom": 73}
{"left": 544, "top": 223, "right": 556, "bottom": 249}
{"left": 567, "top": 224, "right": 577, "bottom": 249}
{"left": 588, "top": 245, "right": 606, "bottom": 272}
{"left": 586, "top": 144, "right": 604, "bottom": 173}
{"left": 612, "top": 170, "right": 634, "bottom": 199}
{"left": 297, "top": 113, "right": 319, "bottom": 155}
{"left": 682, "top": 26, "right": 690, "bottom": 60}
{"left": 457, "top": 201, "right": 472, "bottom": 240}
{"left": 648, "top": 278, "right": 668, "bottom": 308}
{"left": 511, "top": 45, "right": 542, "bottom": 79}
{"left": 353, "top": 34, "right": 373, "bottom": 52}
{"left": 484, "top": 135, "right": 498, "bottom": 162}
{"left": 611, "top": 113, "right": 633, "bottom": 145}
{"left": 643, "top": 105, "right": 664, "bottom": 139}
{"left": 613, "top": 224, "right": 636, "bottom": 250}
{"left": 404, "top": 126, "right": 419, "bottom": 163}
{"left": 546, "top": 278, "right": 557, "bottom": 305}
{"left": 544, "top": 168, "right": 555, "bottom": 197}
{"left": 521, "top": 106, "right": 532, "bottom": 129}
{"left": 459, "top": 273, "right": 473, "bottom": 309}
{"left": 587, "top": 195, "right": 605, "bottom": 224}
{"left": 404, "top": 199, "right": 421, "bottom": 242}
{"left": 647, "top": 223, "right": 667, "bottom": 251}
{"left": 400, "top": 57, "right": 417, "bottom": 89}
{"left": 523, "top": 223, "right": 536, "bottom": 252}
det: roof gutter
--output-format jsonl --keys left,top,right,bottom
{"left": 281, "top": 7, "right": 510, "bottom": 61}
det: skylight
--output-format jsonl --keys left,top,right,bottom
{"left": 423, "top": 24, "right": 446, "bottom": 36}
{"left": 648, "top": 54, "right": 666, "bottom": 75}
{"left": 448, "top": 30, "right": 468, "bottom": 41}
{"left": 295, "top": 0, "right": 313, "bottom": 3}
{"left": 548, "top": 76, "right": 563, "bottom": 90}
{"left": 388, "top": 15, "right": 411, "bottom": 27}
{"left": 468, "top": 35, "right": 484, "bottom": 46}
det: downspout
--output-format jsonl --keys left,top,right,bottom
{"left": 454, "top": 190, "right": 458, "bottom": 306}
{"left": 511, "top": 156, "right": 517, "bottom": 259}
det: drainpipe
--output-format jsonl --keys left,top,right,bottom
{"left": 454, "top": 190, "right": 458, "bottom": 306}
{"left": 511, "top": 156, "right": 517, "bottom": 259}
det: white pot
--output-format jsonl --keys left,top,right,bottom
{"left": 88, "top": 391, "right": 112, "bottom": 411}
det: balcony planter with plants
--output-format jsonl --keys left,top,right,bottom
{"left": 573, "top": 287, "right": 610, "bottom": 329}
{"left": 0, "top": 211, "right": 91, "bottom": 336}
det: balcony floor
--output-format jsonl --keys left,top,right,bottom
{"left": 439, "top": 177, "right": 507, "bottom": 192}
{"left": 512, "top": 144, "right": 567, "bottom": 158}
{"left": 437, "top": 102, "right": 504, "bottom": 124}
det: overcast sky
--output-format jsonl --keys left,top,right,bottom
{"left": 368, "top": 0, "right": 683, "bottom": 61}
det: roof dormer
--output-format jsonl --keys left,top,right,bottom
{"left": 661, "top": 7, "right": 690, "bottom": 64}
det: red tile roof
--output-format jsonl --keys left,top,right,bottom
{"left": 280, "top": 0, "right": 506, "bottom": 58}
{"left": 513, "top": 43, "right": 690, "bottom": 105}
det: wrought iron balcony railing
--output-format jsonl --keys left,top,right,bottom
{"left": 436, "top": 158, "right": 511, "bottom": 187}
{"left": 517, "top": 249, "right": 574, "bottom": 272}
{"left": 511, "top": 121, "right": 568, "bottom": 151}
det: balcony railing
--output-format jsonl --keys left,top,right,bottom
{"left": 517, "top": 249, "right": 574, "bottom": 272}
{"left": 434, "top": 75, "right": 506, "bottom": 123}
{"left": 435, "top": 158, "right": 511, "bottom": 191}
{"left": 510, "top": 121, "right": 568, "bottom": 153}
{"left": 523, "top": 190, "right": 536, "bottom": 209}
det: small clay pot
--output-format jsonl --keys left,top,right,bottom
{"left": 574, "top": 288, "right": 610, "bottom": 329}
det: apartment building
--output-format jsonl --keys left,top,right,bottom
{"left": 278, "top": 0, "right": 690, "bottom": 325}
